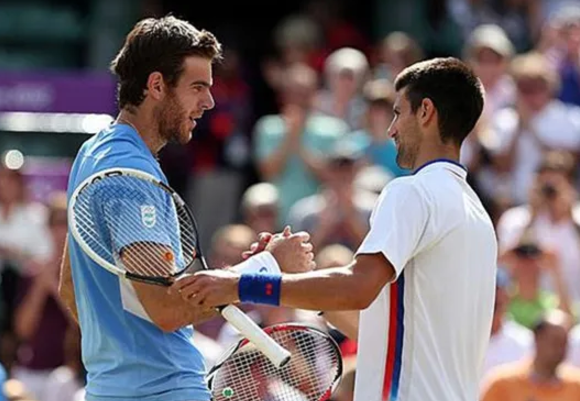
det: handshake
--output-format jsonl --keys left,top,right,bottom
{"left": 169, "top": 226, "right": 315, "bottom": 307}
{"left": 241, "top": 226, "right": 316, "bottom": 273}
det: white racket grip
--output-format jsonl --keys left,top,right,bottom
{"left": 220, "top": 304, "right": 291, "bottom": 367}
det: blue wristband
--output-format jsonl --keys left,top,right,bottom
{"left": 238, "top": 273, "right": 282, "bottom": 306}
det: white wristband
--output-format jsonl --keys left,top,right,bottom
{"left": 231, "top": 252, "right": 281, "bottom": 274}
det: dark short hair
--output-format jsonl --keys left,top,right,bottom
{"left": 394, "top": 57, "right": 484, "bottom": 146}
{"left": 110, "top": 15, "right": 222, "bottom": 109}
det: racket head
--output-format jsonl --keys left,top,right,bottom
{"left": 207, "top": 323, "right": 343, "bottom": 401}
{"left": 68, "top": 168, "right": 202, "bottom": 286}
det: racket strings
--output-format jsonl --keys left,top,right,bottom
{"left": 72, "top": 175, "right": 198, "bottom": 279}
{"left": 211, "top": 328, "right": 340, "bottom": 401}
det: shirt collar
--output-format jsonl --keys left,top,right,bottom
{"left": 413, "top": 158, "right": 468, "bottom": 179}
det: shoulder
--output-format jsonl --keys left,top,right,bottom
{"left": 374, "top": 177, "right": 427, "bottom": 213}
{"left": 558, "top": 364, "right": 580, "bottom": 383}
{"left": 483, "top": 361, "right": 529, "bottom": 386}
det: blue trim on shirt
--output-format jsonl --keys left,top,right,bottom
{"left": 413, "top": 158, "right": 467, "bottom": 175}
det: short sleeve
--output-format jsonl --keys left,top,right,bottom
{"left": 356, "top": 180, "right": 429, "bottom": 280}
{"left": 98, "top": 184, "right": 174, "bottom": 255}
{"left": 92, "top": 152, "right": 175, "bottom": 255}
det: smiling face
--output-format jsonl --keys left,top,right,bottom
{"left": 155, "top": 56, "right": 215, "bottom": 145}
{"left": 388, "top": 89, "right": 423, "bottom": 170}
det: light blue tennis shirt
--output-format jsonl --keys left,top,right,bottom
{"left": 67, "top": 123, "right": 210, "bottom": 401}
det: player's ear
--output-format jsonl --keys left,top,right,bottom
{"left": 146, "top": 72, "right": 166, "bottom": 101}
{"left": 418, "top": 98, "right": 435, "bottom": 126}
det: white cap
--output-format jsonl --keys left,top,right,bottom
{"left": 241, "top": 182, "right": 279, "bottom": 211}
{"left": 324, "top": 47, "right": 369, "bottom": 80}
{"left": 466, "top": 24, "right": 514, "bottom": 59}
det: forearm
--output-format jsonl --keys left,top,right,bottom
{"left": 14, "top": 285, "right": 47, "bottom": 340}
{"left": 133, "top": 283, "right": 219, "bottom": 332}
{"left": 280, "top": 265, "right": 372, "bottom": 311}
{"left": 324, "top": 310, "right": 359, "bottom": 341}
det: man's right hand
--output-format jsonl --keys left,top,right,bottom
{"left": 243, "top": 227, "right": 316, "bottom": 273}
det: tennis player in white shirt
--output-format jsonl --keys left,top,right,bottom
{"left": 171, "top": 57, "right": 498, "bottom": 401}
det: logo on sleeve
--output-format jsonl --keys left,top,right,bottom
{"left": 141, "top": 205, "right": 156, "bottom": 228}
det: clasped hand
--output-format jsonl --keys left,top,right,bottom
{"left": 168, "top": 227, "right": 315, "bottom": 308}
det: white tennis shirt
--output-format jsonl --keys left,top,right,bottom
{"left": 354, "top": 160, "right": 498, "bottom": 401}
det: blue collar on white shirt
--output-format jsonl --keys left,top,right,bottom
{"left": 412, "top": 158, "right": 467, "bottom": 176}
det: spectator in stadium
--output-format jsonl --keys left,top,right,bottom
{"left": 373, "top": 32, "right": 424, "bottom": 82}
{"left": 460, "top": 24, "right": 516, "bottom": 221}
{"left": 499, "top": 233, "right": 572, "bottom": 329}
{"left": 196, "top": 224, "right": 257, "bottom": 340}
{"left": 490, "top": 52, "right": 580, "bottom": 206}
{"left": 208, "top": 224, "right": 256, "bottom": 269}
{"left": 464, "top": 24, "right": 515, "bottom": 120}
{"left": 12, "top": 192, "right": 72, "bottom": 401}
{"left": 314, "top": 47, "right": 369, "bottom": 130}
{"left": 480, "top": 309, "right": 580, "bottom": 401}
{"left": 0, "top": 166, "right": 52, "bottom": 355}
{"left": 482, "top": 268, "right": 533, "bottom": 377}
{"left": 287, "top": 142, "right": 374, "bottom": 250}
{"left": 314, "top": 244, "right": 357, "bottom": 359}
{"left": 343, "top": 78, "right": 409, "bottom": 177}
{"left": 42, "top": 327, "right": 84, "bottom": 401}
{"left": 254, "top": 62, "right": 349, "bottom": 224}
{"left": 240, "top": 182, "right": 280, "bottom": 235}
{"left": 540, "top": 5, "right": 580, "bottom": 106}
{"left": 497, "top": 151, "right": 580, "bottom": 307}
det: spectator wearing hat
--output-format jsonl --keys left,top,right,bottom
{"left": 287, "top": 142, "right": 375, "bottom": 250}
{"left": 314, "top": 47, "right": 369, "bottom": 130}
{"left": 490, "top": 52, "right": 580, "bottom": 206}
{"left": 342, "top": 78, "right": 409, "bottom": 178}
{"left": 464, "top": 24, "right": 516, "bottom": 121}
{"left": 240, "top": 182, "right": 280, "bottom": 235}
{"left": 482, "top": 268, "right": 533, "bottom": 379}
{"left": 254, "top": 63, "right": 349, "bottom": 225}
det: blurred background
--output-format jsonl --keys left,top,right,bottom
{"left": 3, "top": 0, "right": 580, "bottom": 400}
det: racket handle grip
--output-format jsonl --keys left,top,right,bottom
{"left": 219, "top": 304, "right": 291, "bottom": 368}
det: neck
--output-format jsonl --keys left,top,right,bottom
{"left": 116, "top": 107, "right": 165, "bottom": 155}
{"left": 532, "top": 359, "right": 558, "bottom": 381}
{"left": 412, "top": 141, "right": 461, "bottom": 171}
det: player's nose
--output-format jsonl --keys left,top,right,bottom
{"left": 202, "top": 91, "right": 215, "bottom": 111}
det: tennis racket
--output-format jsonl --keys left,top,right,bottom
{"left": 68, "top": 167, "right": 291, "bottom": 368}
{"left": 207, "top": 323, "right": 343, "bottom": 401}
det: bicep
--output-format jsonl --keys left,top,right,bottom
{"left": 352, "top": 253, "right": 396, "bottom": 308}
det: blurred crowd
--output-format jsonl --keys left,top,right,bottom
{"left": 4, "top": 0, "right": 580, "bottom": 400}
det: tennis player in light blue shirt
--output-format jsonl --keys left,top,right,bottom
{"left": 60, "top": 17, "right": 223, "bottom": 401}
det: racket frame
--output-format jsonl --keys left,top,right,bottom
{"left": 68, "top": 167, "right": 292, "bottom": 367}
{"left": 207, "top": 322, "right": 343, "bottom": 401}
{"left": 68, "top": 167, "right": 193, "bottom": 286}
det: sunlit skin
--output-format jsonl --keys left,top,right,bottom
{"left": 117, "top": 55, "right": 216, "bottom": 154}
{"left": 387, "top": 88, "right": 459, "bottom": 171}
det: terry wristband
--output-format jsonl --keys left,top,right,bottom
{"left": 231, "top": 252, "right": 281, "bottom": 274}
{"left": 238, "top": 273, "right": 282, "bottom": 306}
